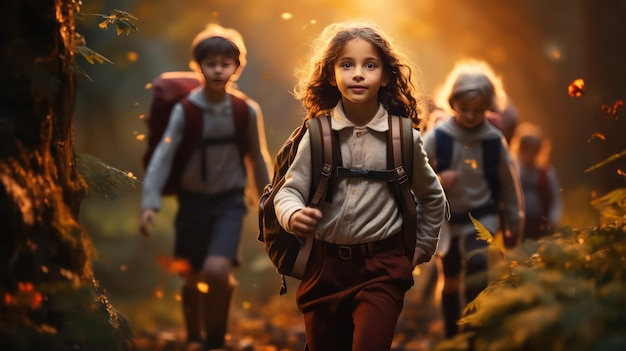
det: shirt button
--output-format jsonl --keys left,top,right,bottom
{"left": 356, "top": 132, "right": 362, "bottom": 137}
{"left": 343, "top": 214, "right": 351, "bottom": 221}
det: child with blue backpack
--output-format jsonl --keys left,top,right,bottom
{"left": 273, "top": 21, "right": 447, "bottom": 351}
{"left": 139, "top": 23, "right": 271, "bottom": 351}
{"left": 422, "top": 59, "right": 525, "bottom": 338}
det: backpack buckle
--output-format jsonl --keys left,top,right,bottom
{"left": 338, "top": 246, "right": 352, "bottom": 260}
{"left": 321, "top": 164, "right": 332, "bottom": 177}
{"left": 394, "top": 166, "right": 408, "bottom": 184}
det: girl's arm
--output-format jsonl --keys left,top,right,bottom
{"left": 411, "top": 131, "right": 447, "bottom": 262}
{"left": 274, "top": 130, "right": 314, "bottom": 234}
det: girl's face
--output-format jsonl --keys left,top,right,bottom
{"left": 329, "top": 38, "right": 388, "bottom": 111}
{"left": 199, "top": 54, "right": 238, "bottom": 94}
{"left": 450, "top": 92, "right": 489, "bottom": 130}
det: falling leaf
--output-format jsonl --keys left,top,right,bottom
{"left": 157, "top": 255, "right": 192, "bottom": 275}
{"left": 4, "top": 293, "right": 14, "bottom": 305}
{"left": 601, "top": 100, "right": 623, "bottom": 120}
{"left": 567, "top": 78, "right": 584, "bottom": 97}
{"left": 18, "top": 282, "right": 34, "bottom": 292}
{"left": 470, "top": 213, "right": 493, "bottom": 244}
{"left": 585, "top": 149, "right": 626, "bottom": 172}
{"left": 31, "top": 292, "right": 43, "bottom": 309}
{"left": 587, "top": 132, "right": 605, "bottom": 143}
{"left": 618, "top": 169, "right": 626, "bottom": 177}
{"left": 470, "top": 213, "right": 506, "bottom": 253}
{"left": 136, "top": 134, "right": 145, "bottom": 141}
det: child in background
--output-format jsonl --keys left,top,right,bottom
{"left": 139, "top": 24, "right": 271, "bottom": 351}
{"left": 274, "top": 21, "right": 447, "bottom": 351}
{"left": 510, "top": 122, "right": 561, "bottom": 240}
{"left": 422, "top": 59, "right": 524, "bottom": 338}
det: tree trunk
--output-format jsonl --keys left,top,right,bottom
{"left": 0, "top": 0, "right": 131, "bottom": 349}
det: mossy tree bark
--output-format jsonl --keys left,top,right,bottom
{"left": 0, "top": 0, "right": 131, "bottom": 349}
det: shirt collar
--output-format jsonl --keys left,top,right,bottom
{"left": 330, "top": 101, "right": 389, "bottom": 132}
{"left": 188, "top": 88, "right": 231, "bottom": 114}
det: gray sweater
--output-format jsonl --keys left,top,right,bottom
{"left": 422, "top": 117, "right": 524, "bottom": 238}
{"left": 142, "top": 88, "right": 271, "bottom": 210}
{"left": 274, "top": 102, "right": 447, "bottom": 258}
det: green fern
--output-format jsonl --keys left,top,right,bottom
{"left": 76, "top": 154, "right": 141, "bottom": 200}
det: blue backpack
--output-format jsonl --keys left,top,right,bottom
{"left": 434, "top": 129, "right": 501, "bottom": 223}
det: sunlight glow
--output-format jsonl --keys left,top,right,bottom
{"left": 197, "top": 282, "right": 210, "bottom": 294}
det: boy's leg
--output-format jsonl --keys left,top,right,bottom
{"left": 462, "top": 236, "right": 489, "bottom": 304}
{"left": 182, "top": 273, "right": 203, "bottom": 343}
{"left": 440, "top": 237, "right": 462, "bottom": 338}
{"left": 201, "top": 264, "right": 235, "bottom": 349}
{"left": 201, "top": 193, "right": 245, "bottom": 350}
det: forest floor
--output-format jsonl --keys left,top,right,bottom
{"left": 131, "top": 263, "right": 446, "bottom": 351}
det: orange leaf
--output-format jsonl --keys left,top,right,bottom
{"left": 567, "top": 78, "right": 584, "bottom": 97}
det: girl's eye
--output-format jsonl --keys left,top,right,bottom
{"left": 340, "top": 62, "right": 353, "bottom": 69}
{"left": 365, "top": 63, "right": 376, "bottom": 70}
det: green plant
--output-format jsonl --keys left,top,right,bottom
{"left": 433, "top": 79, "right": 626, "bottom": 351}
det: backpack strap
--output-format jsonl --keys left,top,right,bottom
{"left": 170, "top": 97, "right": 203, "bottom": 191}
{"left": 388, "top": 115, "right": 417, "bottom": 263}
{"left": 434, "top": 129, "right": 453, "bottom": 172}
{"left": 290, "top": 114, "right": 333, "bottom": 280}
{"left": 308, "top": 115, "right": 333, "bottom": 207}
{"left": 230, "top": 94, "right": 250, "bottom": 156}
{"left": 194, "top": 94, "right": 250, "bottom": 183}
{"left": 482, "top": 137, "right": 501, "bottom": 203}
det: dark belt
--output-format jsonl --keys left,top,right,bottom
{"left": 316, "top": 233, "right": 402, "bottom": 260}
{"left": 449, "top": 202, "right": 497, "bottom": 224}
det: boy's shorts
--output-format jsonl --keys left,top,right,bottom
{"left": 174, "top": 189, "right": 247, "bottom": 272}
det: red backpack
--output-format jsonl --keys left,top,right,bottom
{"left": 142, "top": 71, "right": 249, "bottom": 195}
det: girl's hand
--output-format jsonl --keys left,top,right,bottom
{"left": 289, "top": 207, "right": 322, "bottom": 237}
{"left": 412, "top": 247, "right": 426, "bottom": 266}
{"left": 438, "top": 170, "right": 460, "bottom": 190}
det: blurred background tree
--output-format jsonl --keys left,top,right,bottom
{"left": 0, "top": 0, "right": 134, "bottom": 349}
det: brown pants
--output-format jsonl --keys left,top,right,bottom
{"left": 297, "top": 236, "right": 414, "bottom": 351}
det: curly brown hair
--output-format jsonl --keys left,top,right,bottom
{"left": 293, "top": 21, "right": 420, "bottom": 122}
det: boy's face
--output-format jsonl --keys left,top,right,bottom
{"left": 199, "top": 55, "right": 239, "bottom": 93}
{"left": 450, "top": 92, "right": 489, "bottom": 130}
